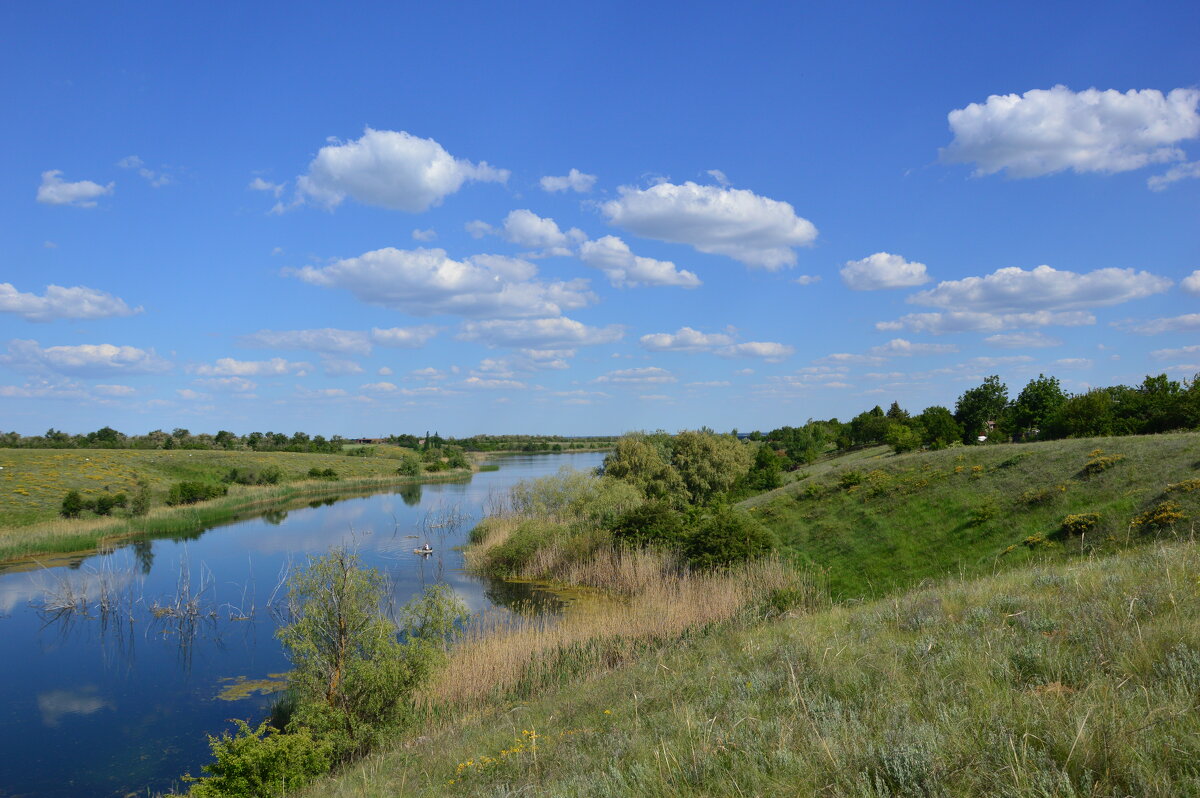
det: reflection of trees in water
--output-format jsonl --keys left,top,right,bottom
{"left": 398, "top": 482, "right": 422, "bottom": 506}
{"left": 262, "top": 509, "right": 289, "bottom": 525}
{"left": 479, "top": 575, "right": 566, "bottom": 615}
{"left": 132, "top": 540, "right": 154, "bottom": 575}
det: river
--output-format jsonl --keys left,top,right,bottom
{"left": 0, "top": 451, "right": 604, "bottom": 797}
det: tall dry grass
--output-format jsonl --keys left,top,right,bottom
{"left": 428, "top": 552, "right": 819, "bottom": 707}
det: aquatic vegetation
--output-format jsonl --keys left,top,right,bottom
{"left": 216, "top": 675, "right": 289, "bottom": 702}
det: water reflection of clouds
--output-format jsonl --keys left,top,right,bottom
{"left": 0, "top": 559, "right": 140, "bottom": 614}
{"left": 38, "top": 686, "right": 112, "bottom": 727}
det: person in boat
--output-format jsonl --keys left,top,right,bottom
{"left": 421, "top": 542, "right": 432, "bottom": 553}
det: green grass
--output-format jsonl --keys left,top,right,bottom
{"left": 304, "top": 536, "right": 1200, "bottom": 797}
{"left": 741, "top": 433, "right": 1200, "bottom": 599}
{"left": 0, "top": 448, "right": 420, "bottom": 528}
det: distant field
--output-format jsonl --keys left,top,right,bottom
{"left": 742, "top": 432, "right": 1200, "bottom": 599}
{"left": 0, "top": 448, "right": 417, "bottom": 529}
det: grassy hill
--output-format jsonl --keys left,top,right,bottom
{"left": 304, "top": 536, "right": 1200, "bottom": 797}
{"left": 742, "top": 433, "right": 1200, "bottom": 599}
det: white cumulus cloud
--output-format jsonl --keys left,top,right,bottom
{"left": 579, "top": 236, "right": 701, "bottom": 288}
{"left": 117, "top": 155, "right": 171, "bottom": 187}
{"left": 909, "top": 265, "right": 1170, "bottom": 313}
{"left": 290, "top": 128, "right": 509, "bottom": 212}
{"left": 867, "top": 338, "right": 958, "bottom": 356}
{"left": 288, "top": 247, "right": 594, "bottom": 319}
{"left": 371, "top": 326, "right": 439, "bottom": 348}
{"left": 0, "top": 283, "right": 141, "bottom": 322}
{"left": 191, "top": 357, "right": 311, "bottom": 377}
{"left": 877, "top": 310, "right": 1095, "bottom": 335}
{"left": 594, "top": 367, "right": 677, "bottom": 385}
{"left": 540, "top": 168, "right": 597, "bottom": 193}
{"left": 1181, "top": 270, "right": 1200, "bottom": 296}
{"left": 983, "top": 332, "right": 1063, "bottom": 348}
{"left": 36, "top": 170, "right": 114, "bottom": 207}
{"left": 640, "top": 327, "right": 733, "bottom": 352}
{"left": 249, "top": 177, "right": 285, "bottom": 197}
{"left": 840, "top": 253, "right": 930, "bottom": 290}
{"left": 941, "top": 86, "right": 1200, "bottom": 178}
{"left": 458, "top": 317, "right": 623, "bottom": 348}
{"left": 2, "top": 340, "right": 170, "bottom": 375}
{"left": 1125, "top": 314, "right": 1200, "bottom": 334}
{"left": 1148, "top": 161, "right": 1200, "bottom": 191}
{"left": 714, "top": 342, "right": 795, "bottom": 361}
{"left": 501, "top": 209, "right": 583, "bottom": 251}
{"left": 600, "top": 181, "right": 817, "bottom": 269}
{"left": 240, "top": 328, "right": 372, "bottom": 355}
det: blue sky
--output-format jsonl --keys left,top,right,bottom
{"left": 1, "top": 1, "right": 1197, "bottom": 436}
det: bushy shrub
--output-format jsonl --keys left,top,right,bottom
{"left": 968, "top": 498, "right": 998, "bottom": 527}
{"left": 1060, "top": 512, "right": 1100, "bottom": 536}
{"left": 60, "top": 490, "right": 84, "bottom": 518}
{"left": 686, "top": 508, "right": 776, "bottom": 569}
{"left": 184, "top": 720, "right": 331, "bottom": 798}
{"left": 509, "top": 470, "right": 643, "bottom": 528}
{"left": 395, "top": 457, "right": 421, "bottom": 477}
{"left": 224, "top": 466, "right": 283, "bottom": 486}
{"left": 482, "top": 520, "right": 558, "bottom": 576}
{"left": 1131, "top": 501, "right": 1186, "bottom": 531}
{"left": 306, "top": 467, "right": 338, "bottom": 480}
{"left": 1081, "top": 452, "right": 1125, "bottom": 476}
{"left": 129, "top": 480, "right": 151, "bottom": 517}
{"left": 166, "top": 481, "right": 228, "bottom": 506}
{"left": 90, "top": 492, "right": 127, "bottom": 515}
{"left": 838, "top": 470, "right": 863, "bottom": 490}
{"left": 608, "top": 502, "right": 687, "bottom": 549}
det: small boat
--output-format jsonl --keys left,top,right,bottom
{"left": 413, "top": 544, "right": 434, "bottom": 555}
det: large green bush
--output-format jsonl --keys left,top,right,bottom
{"left": 686, "top": 508, "right": 777, "bottom": 569}
{"left": 608, "top": 502, "right": 687, "bottom": 549}
{"left": 183, "top": 720, "right": 331, "bottom": 798}
{"left": 166, "top": 481, "right": 228, "bottom": 506}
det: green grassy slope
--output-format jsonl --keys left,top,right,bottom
{"left": 307, "top": 538, "right": 1200, "bottom": 797}
{"left": 741, "top": 433, "right": 1200, "bottom": 599}
{"left": 0, "top": 448, "right": 419, "bottom": 528}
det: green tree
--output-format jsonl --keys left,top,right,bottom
{"left": 916, "top": 406, "right": 961, "bottom": 449}
{"left": 1009, "top": 374, "right": 1066, "bottom": 438}
{"left": 954, "top": 375, "right": 1008, "bottom": 443}
{"left": 670, "top": 430, "right": 753, "bottom": 505}
{"left": 601, "top": 433, "right": 686, "bottom": 505}
{"left": 277, "top": 549, "right": 466, "bottom": 762}
{"left": 744, "top": 443, "right": 785, "bottom": 491}
{"left": 1042, "top": 389, "right": 1116, "bottom": 439}
{"left": 884, "top": 424, "right": 920, "bottom": 453}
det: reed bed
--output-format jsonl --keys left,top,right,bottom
{"left": 429, "top": 550, "right": 821, "bottom": 706}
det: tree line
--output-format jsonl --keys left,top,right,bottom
{"left": 0, "top": 427, "right": 617, "bottom": 453}
{"left": 750, "top": 371, "right": 1200, "bottom": 468}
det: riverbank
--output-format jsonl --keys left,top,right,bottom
{"left": 304, "top": 536, "right": 1200, "bottom": 797}
{"left": 0, "top": 467, "right": 471, "bottom": 566}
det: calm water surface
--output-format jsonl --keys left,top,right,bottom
{"left": 0, "top": 451, "right": 604, "bottom": 797}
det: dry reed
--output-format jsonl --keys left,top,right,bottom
{"left": 427, "top": 552, "right": 814, "bottom": 706}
